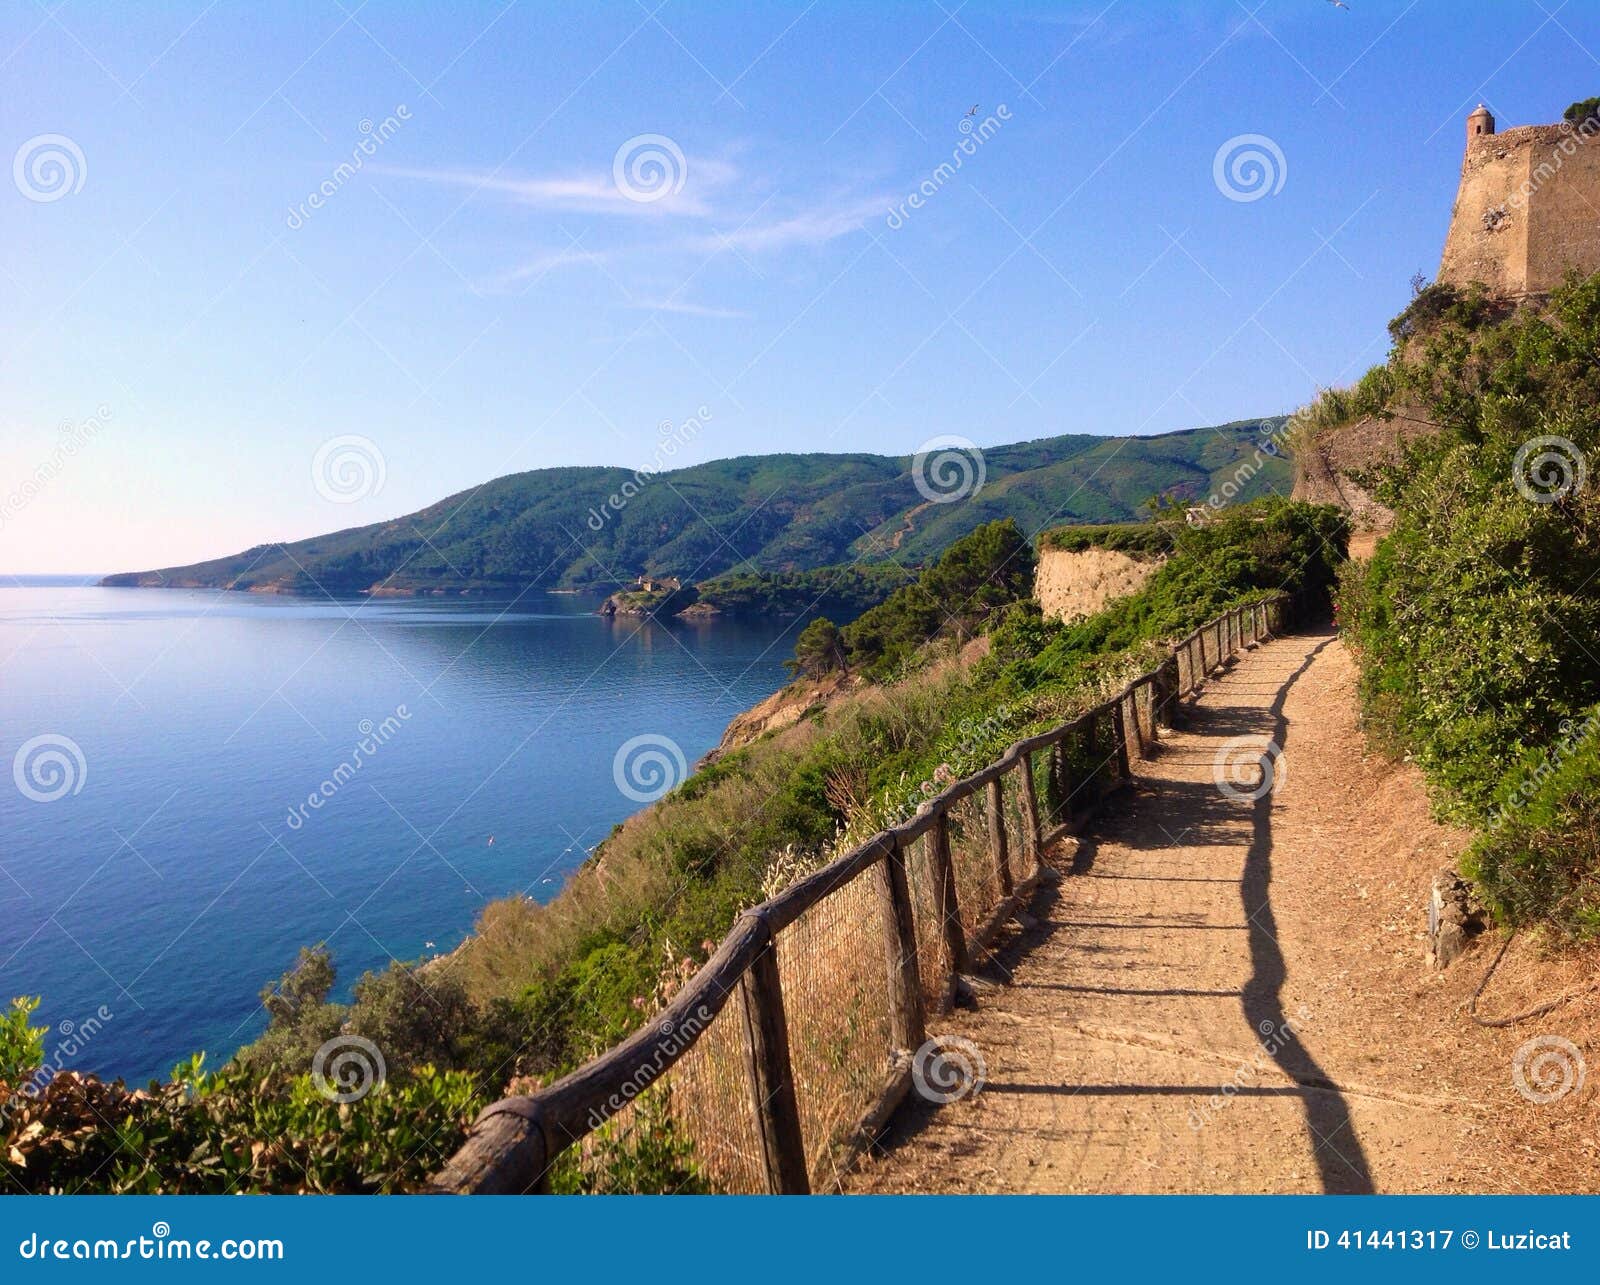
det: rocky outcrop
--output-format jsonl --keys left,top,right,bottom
{"left": 700, "top": 672, "right": 853, "bottom": 765}
{"left": 1035, "top": 546, "right": 1162, "bottom": 624}
{"left": 1290, "top": 407, "right": 1440, "bottom": 532}
{"left": 1427, "top": 866, "right": 1486, "bottom": 968}
{"left": 598, "top": 585, "right": 699, "bottom": 618}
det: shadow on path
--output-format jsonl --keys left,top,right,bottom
{"left": 1236, "top": 630, "right": 1374, "bottom": 1194}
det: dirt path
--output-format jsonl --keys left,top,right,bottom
{"left": 851, "top": 630, "right": 1600, "bottom": 1194}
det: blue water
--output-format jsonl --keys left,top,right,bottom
{"left": 0, "top": 583, "right": 803, "bottom": 1083}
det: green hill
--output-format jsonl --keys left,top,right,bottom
{"left": 102, "top": 418, "right": 1290, "bottom": 595}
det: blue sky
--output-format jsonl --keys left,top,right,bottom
{"left": 4, "top": 0, "right": 1598, "bottom": 572}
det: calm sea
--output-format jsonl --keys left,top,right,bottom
{"left": 0, "top": 580, "right": 801, "bottom": 1083}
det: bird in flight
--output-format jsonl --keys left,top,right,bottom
{"left": 966, "top": 104, "right": 979, "bottom": 116}
{"left": 1327, "top": 0, "right": 1349, "bottom": 9}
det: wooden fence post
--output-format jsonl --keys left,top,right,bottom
{"left": 1017, "top": 751, "right": 1043, "bottom": 867}
{"left": 739, "top": 931, "right": 810, "bottom": 1195}
{"left": 1197, "top": 625, "right": 1208, "bottom": 678}
{"left": 1123, "top": 689, "right": 1146, "bottom": 762}
{"left": 1110, "top": 698, "right": 1133, "bottom": 783}
{"left": 878, "top": 839, "right": 925, "bottom": 1053}
{"left": 1056, "top": 737, "right": 1077, "bottom": 822}
{"left": 1080, "top": 715, "right": 1098, "bottom": 806}
{"left": 1155, "top": 656, "right": 1180, "bottom": 730}
{"left": 985, "top": 777, "right": 1013, "bottom": 897}
{"left": 928, "top": 810, "right": 968, "bottom": 979}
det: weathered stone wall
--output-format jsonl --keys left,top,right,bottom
{"left": 1440, "top": 123, "right": 1600, "bottom": 297}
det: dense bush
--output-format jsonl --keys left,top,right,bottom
{"left": 1038, "top": 522, "right": 1174, "bottom": 557}
{"left": 1, "top": 1054, "right": 483, "bottom": 1194}
{"left": 1463, "top": 710, "right": 1600, "bottom": 936}
{"left": 1337, "top": 271, "right": 1600, "bottom": 936}
{"left": 1565, "top": 97, "right": 1600, "bottom": 127}
{"left": 0, "top": 997, "right": 45, "bottom": 1084}
{"left": 1386, "top": 280, "right": 1504, "bottom": 347}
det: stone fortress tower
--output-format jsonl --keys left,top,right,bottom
{"left": 1438, "top": 103, "right": 1600, "bottom": 297}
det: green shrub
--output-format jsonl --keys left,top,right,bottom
{"left": 1465, "top": 710, "right": 1600, "bottom": 939}
{"left": 1338, "top": 270, "right": 1600, "bottom": 935}
{"left": 1038, "top": 522, "right": 1174, "bottom": 558}
{"left": 1565, "top": 97, "right": 1600, "bottom": 127}
{"left": 1, "top": 1056, "right": 483, "bottom": 1194}
{"left": 548, "top": 1095, "right": 712, "bottom": 1195}
{"left": 0, "top": 996, "right": 46, "bottom": 1085}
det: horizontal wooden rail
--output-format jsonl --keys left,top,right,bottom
{"left": 431, "top": 592, "right": 1291, "bottom": 1193}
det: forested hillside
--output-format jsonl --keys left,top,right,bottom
{"left": 101, "top": 420, "right": 1290, "bottom": 595}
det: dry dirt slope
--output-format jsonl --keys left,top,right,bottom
{"left": 850, "top": 631, "right": 1600, "bottom": 1194}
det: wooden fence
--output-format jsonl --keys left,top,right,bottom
{"left": 432, "top": 593, "right": 1296, "bottom": 1194}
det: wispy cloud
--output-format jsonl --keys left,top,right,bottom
{"left": 381, "top": 151, "right": 882, "bottom": 303}
{"left": 623, "top": 297, "right": 750, "bottom": 319}
{"left": 486, "top": 193, "right": 883, "bottom": 292}
{"left": 373, "top": 157, "right": 739, "bottom": 218}
{"left": 497, "top": 246, "right": 614, "bottom": 287}
{"left": 683, "top": 196, "right": 885, "bottom": 255}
